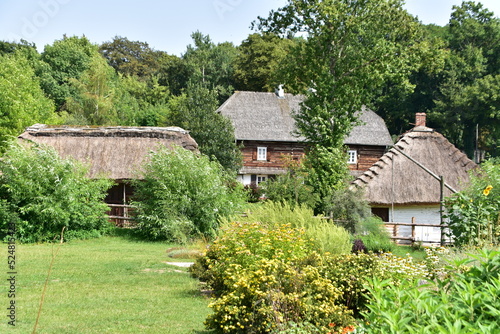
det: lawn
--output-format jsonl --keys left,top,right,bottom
{"left": 1, "top": 232, "right": 211, "bottom": 333}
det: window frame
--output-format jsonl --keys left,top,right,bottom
{"left": 257, "top": 147, "right": 267, "bottom": 161}
{"left": 347, "top": 150, "right": 357, "bottom": 164}
{"left": 256, "top": 175, "right": 267, "bottom": 185}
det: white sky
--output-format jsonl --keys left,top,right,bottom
{"left": 0, "top": 0, "right": 499, "bottom": 56}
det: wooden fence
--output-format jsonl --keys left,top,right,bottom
{"left": 107, "top": 204, "right": 136, "bottom": 227}
{"left": 383, "top": 218, "right": 450, "bottom": 246}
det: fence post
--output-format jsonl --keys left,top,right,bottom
{"left": 411, "top": 217, "right": 416, "bottom": 245}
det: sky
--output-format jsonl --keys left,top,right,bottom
{"left": 1, "top": 0, "right": 500, "bottom": 56}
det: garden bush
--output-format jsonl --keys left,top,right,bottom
{"left": 355, "top": 217, "right": 394, "bottom": 253}
{"left": 132, "top": 146, "right": 246, "bottom": 242}
{"left": 229, "top": 201, "right": 352, "bottom": 255}
{"left": 0, "top": 143, "right": 113, "bottom": 243}
{"left": 361, "top": 249, "right": 500, "bottom": 333}
{"left": 192, "top": 218, "right": 456, "bottom": 333}
{"left": 190, "top": 221, "right": 357, "bottom": 333}
{"left": 260, "top": 157, "right": 319, "bottom": 209}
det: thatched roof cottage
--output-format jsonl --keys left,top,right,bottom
{"left": 18, "top": 124, "right": 199, "bottom": 221}
{"left": 353, "top": 113, "right": 476, "bottom": 243}
{"left": 218, "top": 91, "right": 393, "bottom": 185}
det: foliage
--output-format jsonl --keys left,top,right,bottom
{"left": 40, "top": 35, "right": 100, "bottom": 110}
{"left": 260, "top": 157, "right": 319, "bottom": 209}
{"left": 167, "top": 83, "right": 242, "bottom": 173}
{"left": 233, "top": 33, "right": 296, "bottom": 92}
{"left": 190, "top": 221, "right": 355, "bottom": 333}
{"left": 256, "top": 0, "right": 423, "bottom": 196}
{"left": 444, "top": 159, "right": 500, "bottom": 247}
{"left": 355, "top": 217, "right": 395, "bottom": 254}
{"left": 302, "top": 146, "right": 351, "bottom": 213}
{"left": 182, "top": 31, "right": 238, "bottom": 103}
{"left": 132, "top": 146, "right": 245, "bottom": 242}
{"left": 361, "top": 249, "right": 500, "bottom": 333}
{"left": 64, "top": 54, "right": 119, "bottom": 125}
{"left": 0, "top": 52, "right": 59, "bottom": 150}
{"left": 323, "top": 187, "right": 371, "bottom": 233}
{"left": 0, "top": 144, "right": 113, "bottom": 243}
{"left": 234, "top": 201, "right": 352, "bottom": 255}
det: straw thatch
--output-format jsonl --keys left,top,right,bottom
{"left": 217, "top": 91, "right": 393, "bottom": 146}
{"left": 353, "top": 126, "right": 477, "bottom": 205}
{"left": 18, "top": 124, "right": 199, "bottom": 180}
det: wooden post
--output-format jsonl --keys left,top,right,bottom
{"left": 440, "top": 176, "right": 445, "bottom": 246}
{"left": 411, "top": 217, "right": 416, "bottom": 245}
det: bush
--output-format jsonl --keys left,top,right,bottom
{"left": 132, "top": 146, "right": 246, "bottom": 242}
{"left": 323, "top": 187, "right": 371, "bottom": 233}
{"left": 355, "top": 217, "right": 394, "bottom": 253}
{"left": 233, "top": 201, "right": 352, "bottom": 255}
{"left": 191, "top": 221, "right": 356, "bottom": 333}
{"left": 206, "top": 258, "right": 353, "bottom": 334}
{"left": 444, "top": 159, "right": 499, "bottom": 247}
{"left": 0, "top": 144, "right": 113, "bottom": 243}
{"left": 260, "top": 157, "right": 319, "bottom": 209}
{"left": 361, "top": 249, "right": 500, "bottom": 333}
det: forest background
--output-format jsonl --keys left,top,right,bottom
{"left": 1, "top": 0, "right": 499, "bottom": 175}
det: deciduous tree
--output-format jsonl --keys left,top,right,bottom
{"left": 256, "top": 0, "right": 423, "bottom": 210}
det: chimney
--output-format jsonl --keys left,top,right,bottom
{"left": 415, "top": 113, "right": 426, "bottom": 127}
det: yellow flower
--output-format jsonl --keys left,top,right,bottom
{"left": 483, "top": 185, "right": 493, "bottom": 196}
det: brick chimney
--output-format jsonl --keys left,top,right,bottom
{"left": 415, "top": 113, "right": 426, "bottom": 127}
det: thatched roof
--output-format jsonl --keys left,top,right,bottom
{"left": 18, "top": 124, "right": 199, "bottom": 180}
{"left": 353, "top": 126, "right": 477, "bottom": 205}
{"left": 217, "top": 91, "right": 393, "bottom": 146}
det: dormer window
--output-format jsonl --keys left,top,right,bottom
{"left": 348, "top": 150, "right": 357, "bottom": 164}
{"left": 257, "top": 147, "right": 267, "bottom": 161}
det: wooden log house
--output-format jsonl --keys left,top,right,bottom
{"left": 217, "top": 91, "right": 394, "bottom": 185}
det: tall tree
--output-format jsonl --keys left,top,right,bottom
{"left": 432, "top": 1, "right": 500, "bottom": 157}
{"left": 65, "top": 55, "right": 118, "bottom": 125}
{"left": 256, "top": 0, "right": 423, "bottom": 209}
{"left": 41, "top": 36, "right": 100, "bottom": 110}
{"left": 183, "top": 32, "right": 239, "bottom": 103}
{"left": 167, "top": 83, "right": 242, "bottom": 173}
{"left": 0, "top": 52, "right": 59, "bottom": 149}
{"left": 233, "top": 33, "right": 296, "bottom": 92}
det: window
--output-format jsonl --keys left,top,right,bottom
{"left": 257, "top": 147, "right": 267, "bottom": 161}
{"left": 257, "top": 175, "right": 267, "bottom": 185}
{"left": 348, "top": 150, "right": 357, "bottom": 164}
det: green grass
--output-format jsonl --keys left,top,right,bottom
{"left": 1, "top": 233, "right": 211, "bottom": 333}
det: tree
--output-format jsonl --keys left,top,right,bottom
{"left": 64, "top": 55, "right": 119, "bottom": 125}
{"left": 432, "top": 1, "right": 500, "bottom": 158}
{"left": 41, "top": 36, "right": 100, "bottom": 110}
{"left": 167, "top": 83, "right": 242, "bottom": 173}
{"left": 183, "top": 31, "right": 239, "bottom": 103}
{"left": 256, "top": 0, "right": 423, "bottom": 210}
{"left": 0, "top": 52, "right": 59, "bottom": 149}
{"left": 372, "top": 23, "right": 449, "bottom": 136}
{"left": 233, "top": 33, "right": 296, "bottom": 92}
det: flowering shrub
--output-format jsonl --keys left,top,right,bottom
{"left": 230, "top": 201, "right": 352, "bottom": 255}
{"left": 206, "top": 258, "right": 353, "bottom": 333}
{"left": 445, "top": 159, "right": 499, "bottom": 247}
{"left": 190, "top": 221, "right": 357, "bottom": 333}
{"left": 319, "top": 253, "right": 382, "bottom": 317}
